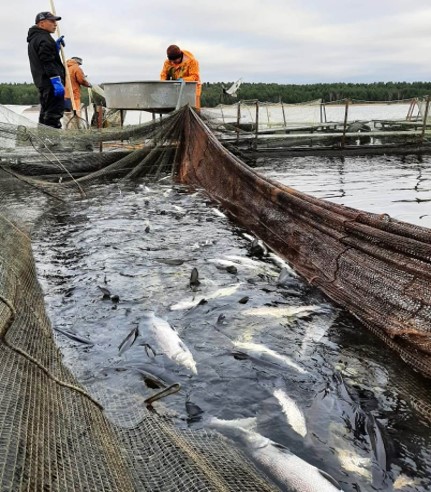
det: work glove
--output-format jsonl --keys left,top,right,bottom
{"left": 55, "top": 35, "right": 65, "bottom": 52}
{"left": 50, "top": 76, "right": 65, "bottom": 97}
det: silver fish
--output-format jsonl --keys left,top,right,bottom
{"left": 232, "top": 340, "right": 307, "bottom": 374}
{"left": 118, "top": 325, "right": 139, "bottom": 355}
{"left": 242, "top": 232, "right": 255, "bottom": 242}
{"left": 225, "top": 255, "right": 273, "bottom": 271}
{"left": 268, "top": 252, "right": 298, "bottom": 277}
{"left": 211, "top": 208, "right": 226, "bottom": 218}
{"left": 243, "top": 305, "right": 323, "bottom": 319}
{"left": 299, "top": 312, "right": 338, "bottom": 356}
{"left": 54, "top": 327, "right": 93, "bottom": 346}
{"left": 155, "top": 258, "right": 185, "bottom": 266}
{"left": 170, "top": 297, "right": 207, "bottom": 311}
{"left": 273, "top": 388, "right": 307, "bottom": 437}
{"left": 207, "top": 259, "right": 238, "bottom": 269}
{"left": 209, "top": 417, "right": 343, "bottom": 491}
{"left": 393, "top": 473, "right": 419, "bottom": 490}
{"left": 138, "top": 184, "right": 151, "bottom": 192}
{"left": 328, "top": 421, "right": 372, "bottom": 481}
{"left": 170, "top": 283, "right": 243, "bottom": 311}
{"left": 141, "top": 312, "right": 197, "bottom": 374}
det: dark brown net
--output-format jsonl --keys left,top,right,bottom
{"left": 176, "top": 107, "right": 431, "bottom": 378}
{"left": 1, "top": 103, "right": 431, "bottom": 490}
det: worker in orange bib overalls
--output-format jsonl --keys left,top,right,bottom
{"left": 160, "top": 45, "right": 202, "bottom": 110}
{"left": 64, "top": 57, "right": 92, "bottom": 113}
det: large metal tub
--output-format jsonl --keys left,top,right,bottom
{"left": 103, "top": 80, "right": 197, "bottom": 112}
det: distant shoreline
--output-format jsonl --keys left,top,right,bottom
{"left": 1, "top": 81, "right": 430, "bottom": 108}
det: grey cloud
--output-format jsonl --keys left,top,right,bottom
{"left": 2, "top": 0, "right": 430, "bottom": 84}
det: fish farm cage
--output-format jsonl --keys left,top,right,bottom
{"left": 0, "top": 97, "right": 430, "bottom": 491}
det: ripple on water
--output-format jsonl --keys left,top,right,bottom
{"left": 259, "top": 154, "right": 431, "bottom": 227}
{"left": 28, "top": 179, "right": 431, "bottom": 492}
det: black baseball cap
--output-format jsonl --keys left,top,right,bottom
{"left": 35, "top": 12, "right": 61, "bottom": 24}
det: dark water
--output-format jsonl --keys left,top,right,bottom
{"left": 26, "top": 169, "right": 431, "bottom": 492}
{"left": 256, "top": 154, "right": 431, "bottom": 228}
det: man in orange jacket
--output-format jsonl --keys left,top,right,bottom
{"left": 160, "top": 45, "right": 201, "bottom": 110}
{"left": 65, "top": 57, "right": 92, "bottom": 113}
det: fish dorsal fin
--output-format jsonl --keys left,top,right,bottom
{"left": 318, "top": 469, "right": 342, "bottom": 490}
{"left": 271, "top": 441, "right": 289, "bottom": 452}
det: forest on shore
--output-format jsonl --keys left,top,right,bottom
{"left": 1, "top": 81, "right": 430, "bottom": 108}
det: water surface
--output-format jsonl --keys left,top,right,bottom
{"left": 257, "top": 154, "right": 431, "bottom": 228}
{"left": 28, "top": 177, "right": 431, "bottom": 492}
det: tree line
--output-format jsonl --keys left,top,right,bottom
{"left": 201, "top": 82, "right": 431, "bottom": 107}
{"left": 1, "top": 81, "right": 430, "bottom": 108}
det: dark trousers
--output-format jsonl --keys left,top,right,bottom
{"left": 38, "top": 86, "right": 65, "bottom": 129}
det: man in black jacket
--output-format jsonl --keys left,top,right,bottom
{"left": 27, "top": 12, "right": 66, "bottom": 128}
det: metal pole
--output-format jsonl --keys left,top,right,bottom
{"left": 281, "top": 101, "right": 287, "bottom": 128}
{"left": 220, "top": 105, "right": 225, "bottom": 125}
{"left": 421, "top": 95, "right": 430, "bottom": 143}
{"left": 406, "top": 98, "right": 414, "bottom": 121}
{"left": 97, "top": 105, "right": 103, "bottom": 152}
{"left": 341, "top": 99, "right": 350, "bottom": 148}
{"left": 175, "top": 80, "right": 186, "bottom": 111}
{"left": 254, "top": 100, "right": 259, "bottom": 149}
{"left": 49, "top": 0, "right": 78, "bottom": 117}
{"left": 84, "top": 105, "right": 89, "bottom": 127}
{"left": 236, "top": 101, "right": 241, "bottom": 144}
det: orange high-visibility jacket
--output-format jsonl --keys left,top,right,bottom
{"left": 65, "top": 59, "right": 91, "bottom": 109}
{"left": 160, "top": 50, "right": 202, "bottom": 109}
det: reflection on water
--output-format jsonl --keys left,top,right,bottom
{"left": 258, "top": 154, "right": 431, "bottom": 228}
{"left": 29, "top": 180, "right": 431, "bottom": 492}
{"left": 0, "top": 172, "right": 50, "bottom": 231}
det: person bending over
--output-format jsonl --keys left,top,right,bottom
{"left": 160, "top": 44, "right": 201, "bottom": 110}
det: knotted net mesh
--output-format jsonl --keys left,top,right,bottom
{"left": 177, "top": 107, "right": 431, "bottom": 379}
{"left": 0, "top": 105, "right": 279, "bottom": 491}
{"left": 1, "top": 103, "right": 431, "bottom": 490}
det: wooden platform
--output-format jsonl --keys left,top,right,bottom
{"left": 218, "top": 118, "right": 431, "bottom": 157}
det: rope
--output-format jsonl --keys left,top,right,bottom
{"left": 0, "top": 293, "right": 103, "bottom": 410}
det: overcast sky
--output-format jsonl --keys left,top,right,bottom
{"left": 3, "top": 0, "right": 431, "bottom": 85}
